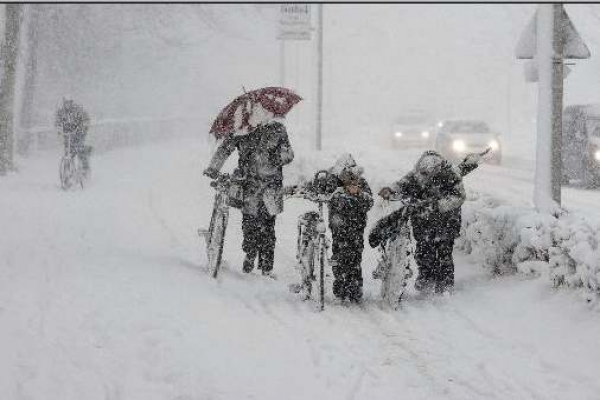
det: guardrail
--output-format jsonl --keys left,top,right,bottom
{"left": 18, "top": 115, "right": 206, "bottom": 154}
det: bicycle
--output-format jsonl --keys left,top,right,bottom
{"left": 369, "top": 148, "right": 491, "bottom": 307}
{"left": 59, "top": 134, "right": 89, "bottom": 190}
{"left": 286, "top": 170, "right": 334, "bottom": 311}
{"left": 198, "top": 172, "right": 244, "bottom": 279}
{"left": 369, "top": 199, "right": 417, "bottom": 308}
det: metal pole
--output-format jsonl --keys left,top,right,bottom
{"left": 533, "top": 4, "right": 557, "bottom": 212}
{"left": 506, "top": 67, "right": 512, "bottom": 139}
{"left": 18, "top": 4, "right": 38, "bottom": 156}
{"left": 280, "top": 39, "right": 285, "bottom": 87}
{"left": 316, "top": 4, "right": 323, "bottom": 151}
{"left": 551, "top": 3, "right": 564, "bottom": 206}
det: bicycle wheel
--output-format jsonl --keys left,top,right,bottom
{"left": 208, "top": 200, "right": 228, "bottom": 279}
{"left": 59, "top": 156, "right": 75, "bottom": 190}
{"left": 317, "top": 236, "right": 326, "bottom": 311}
{"left": 74, "top": 155, "right": 85, "bottom": 188}
{"left": 297, "top": 239, "right": 316, "bottom": 298}
{"left": 381, "top": 228, "right": 413, "bottom": 308}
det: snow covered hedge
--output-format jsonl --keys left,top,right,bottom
{"left": 458, "top": 191, "right": 600, "bottom": 308}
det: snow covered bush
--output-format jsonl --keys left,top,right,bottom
{"left": 459, "top": 191, "right": 600, "bottom": 308}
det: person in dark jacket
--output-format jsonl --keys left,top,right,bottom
{"left": 379, "top": 150, "right": 465, "bottom": 294}
{"left": 204, "top": 119, "right": 294, "bottom": 277}
{"left": 313, "top": 154, "right": 373, "bottom": 302}
{"left": 55, "top": 98, "right": 91, "bottom": 175}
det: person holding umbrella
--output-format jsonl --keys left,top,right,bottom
{"left": 203, "top": 87, "right": 300, "bottom": 277}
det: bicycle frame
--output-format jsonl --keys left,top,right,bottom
{"left": 373, "top": 199, "right": 415, "bottom": 308}
{"left": 199, "top": 173, "right": 244, "bottom": 279}
{"left": 286, "top": 170, "right": 333, "bottom": 311}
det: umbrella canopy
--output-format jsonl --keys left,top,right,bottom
{"left": 209, "top": 87, "right": 302, "bottom": 139}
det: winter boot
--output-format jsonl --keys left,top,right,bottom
{"left": 347, "top": 284, "right": 363, "bottom": 304}
{"left": 242, "top": 252, "right": 256, "bottom": 273}
{"left": 258, "top": 249, "right": 274, "bottom": 272}
{"left": 414, "top": 276, "right": 435, "bottom": 294}
{"left": 332, "top": 276, "right": 346, "bottom": 300}
{"left": 261, "top": 270, "right": 277, "bottom": 280}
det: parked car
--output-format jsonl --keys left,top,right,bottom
{"left": 435, "top": 119, "right": 502, "bottom": 164}
{"left": 562, "top": 104, "right": 600, "bottom": 187}
{"left": 389, "top": 110, "right": 434, "bottom": 148}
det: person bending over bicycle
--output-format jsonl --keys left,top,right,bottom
{"left": 301, "top": 154, "right": 373, "bottom": 302}
{"left": 204, "top": 119, "right": 294, "bottom": 277}
{"left": 55, "top": 98, "right": 91, "bottom": 176}
{"left": 379, "top": 150, "right": 465, "bottom": 295}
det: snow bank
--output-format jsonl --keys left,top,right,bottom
{"left": 459, "top": 191, "right": 600, "bottom": 308}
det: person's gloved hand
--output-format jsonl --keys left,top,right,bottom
{"left": 378, "top": 187, "right": 392, "bottom": 200}
{"left": 283, "top": 185, "right": 297, "bottom": 196}
{"left": 203, "top": 167, "right": 219, "bottom": 179}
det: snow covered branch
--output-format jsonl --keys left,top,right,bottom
{"left": 459, "top": 191, "right": 600, "bottom": 308}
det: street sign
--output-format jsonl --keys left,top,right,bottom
{"left": 278, "top": 4, "right": 312, "bottom": 41}
{"left": 516, "top": 4, "right": 591, "bottom": 212}
{"left": 516, "top": 7, "right": 590, "bottom": 60}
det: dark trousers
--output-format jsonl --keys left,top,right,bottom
{"left": 414, "top": 235, "right": 455, "bottom": 293}
{"left": 242, "top": 203, "right": 276, "bottom": 272}
{"left": 63, "top": 134, "right": 90, "bottom": 173}
{"left": 331, "top": 230, "right": 364, "bottom": 301}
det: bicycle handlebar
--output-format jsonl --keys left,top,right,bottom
{"left": 285, "top": 188, "right": 332, "bottom": 204}
{"left": 208, "top": 172, "right": 246, "bottom": 189}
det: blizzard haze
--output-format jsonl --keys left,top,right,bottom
{"left": 24, "top": 4, "right": 600, "bottom": 155}
{"left": 2, "top": 4, "right": 600, "bottom": 400}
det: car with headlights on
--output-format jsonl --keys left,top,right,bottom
{"left": 390, "top": 111, "right": 434, "bottom": 148}
{"left": 562, "top": 104, "right": 600, "bottom": 188}
{"left": 435, "top": 119, "right": 501, "bottom": 165}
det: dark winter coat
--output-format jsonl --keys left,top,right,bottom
{"left": 389, "top": 158, "right": 465, "bottom": 240}
{"left": 328, "top": 177, "right": 373, "bottom": 234}
{"left": 55, "top": 101, "right": 90, "bottom": 155}
{"left": 207, "top": 121, "right": 294, "bottom": 216}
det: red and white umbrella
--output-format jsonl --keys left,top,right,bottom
{"left": 209, "top": 87, "right": 302, "bottom": 139}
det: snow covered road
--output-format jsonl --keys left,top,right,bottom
{"left": 1, "top": 138, "right": 600, "bottom": 400}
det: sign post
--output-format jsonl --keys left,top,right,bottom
{"left": 278, "top": 5, "right": 320, "bottom": 149}
{"left": 516, "top": 4, "right": 590, "bottom": 212}
{"left": 316, "top": 4, "right": 323, "bottom": 151}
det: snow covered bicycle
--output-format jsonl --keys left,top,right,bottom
{"left": 286, "top": 170, "right": 335, "bottom": 311}
{"left": 59, "top": 134, "right": 90, "bottom": 190}
{"left": 198, "top": 172, "right": 244, "bottom": 279}
{"left": 369, "top": 199, "right": 418, "bottom": 308}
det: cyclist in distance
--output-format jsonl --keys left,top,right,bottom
{"left": 55, "top": 98, "right": 91, "bottom": 177}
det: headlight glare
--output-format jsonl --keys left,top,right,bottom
{"left": 489, "top": 140, "right": 500, "bottom": 151}
{"left": 421, "top": 131, "right": 430, "bottom": 138}
{"left": 395, "top": 131, "right": 403, "bottom": 138}
{"left": 452, "top": 140, "right": 466, "bottom": 152}
{"left": 595, "top": 150, "right": 600, "bottom": 161}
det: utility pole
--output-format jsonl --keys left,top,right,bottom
{"left": 533, "top": 4, "right": 560, "bottom": 211}
{"left": 315, "top": 4, "right": 323, "bottom": 151}
{"left": 280, "top": 39, "right": 286, "bottom": 87}
{"left": 516, "top": 4, "right": 590, "bottom": 213}
{"left": 18, "top": 4, "right": 39, "bottom": 156}
{"left": 0, "top": 4, "right": 22, "bottom": 175}
{"left": 550, "top": 3, "right": 564, "bottom": 208}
